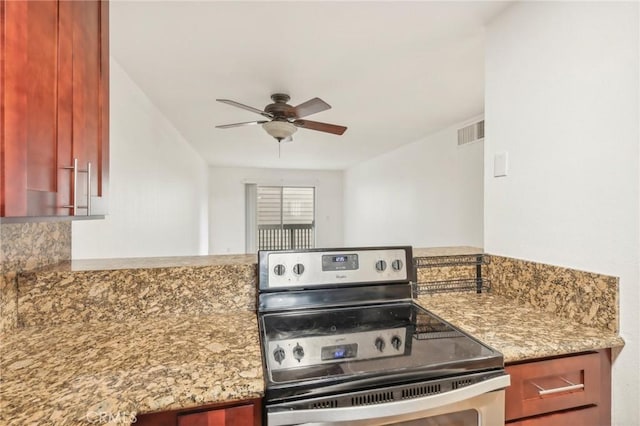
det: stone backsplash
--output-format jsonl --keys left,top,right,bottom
{"left": 4, "top": 243, "right": 620, "bottom": 337}
{"left": 416, "top": 264, "right": 478, "bottom": 283}
{"left": 0, "top": 222, "right": 71, "bottom": 332}
{"left": 0, "top": 221, "right": 71, "bottom": 272}
{"left": 486, "top": 255, "right": 618, "bottom": 333}
{"left": 17, "top": 263, "right": 257, "bottom": 327}
{"left": 14, "top": 248, "right": 482, "bottom": 329}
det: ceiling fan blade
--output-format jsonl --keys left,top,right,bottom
{"left": 215, "top": 120, "right": 268, "bottom": 129}
{"left": 217, "top": 99, "right": 274, "bottom": 118}
{"left": 293, "top": 97, "right": 331, "bottom": 118}
{"left": 294, "top": 119, "right": 347, "bottom": 135}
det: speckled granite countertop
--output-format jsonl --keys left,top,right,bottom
{"left": 1, "top": 294, "right": 622, "bottom": 426}
{"left": 1, "top": 247, "right": 624, "bottom": 425}
{"left": 413, "top": 246, "right": 483, "bottom": 257}
{"left": 41, "top": 253, "right": 258, "bottom": 272}
{"left": 37, "top": 247, "right": 482, "bottom": 273}
{"left": 0, "top": 311, "right": 263, "bottom": 426}
{"left": 416, "top": 293, "right": 624, "bottom": 363}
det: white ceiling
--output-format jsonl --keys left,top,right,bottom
{"left": 110, "top": 1, "right": 511, "bottom": 170}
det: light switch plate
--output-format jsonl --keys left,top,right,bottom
{"left": 494, "top": 152, "right": 508, "bottom": 177}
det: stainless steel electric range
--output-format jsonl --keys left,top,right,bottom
{"left": 257, "top": 246, "right": 510, "bottom": 426}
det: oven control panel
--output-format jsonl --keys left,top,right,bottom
{"left": 259, "top": 247, "right": 412, "bottom": 290}
{"left": 267, "top": 327, "right": 410, "bottom": 371}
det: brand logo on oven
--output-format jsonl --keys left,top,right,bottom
{"left": 336, "top": 274, "right": 347, "bottom": 279}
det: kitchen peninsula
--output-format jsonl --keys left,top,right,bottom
{"left": 0, "top": 248, "right": 623, "bottom": 425}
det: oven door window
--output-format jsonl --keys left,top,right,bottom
{"left": 384, "top": 409, "right": 477, "bottom": 426}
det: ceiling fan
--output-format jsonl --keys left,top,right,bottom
{"left": 215, "top": 94, "right": 347, "bottom": 143}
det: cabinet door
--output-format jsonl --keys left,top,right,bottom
{"left": 59, "top": 0, "right": 109, "bottom": 216}
{"left": 177, "top": 404, "right": 255, "bottom": 426}
{"left": 1, "top": 0, "right": 70, "bottom": 217}
{"left": 1, "top": 0, "right": 108, "bottom": 218}
{"left": 67, "top": 0, "right": 109, "bottom": 216}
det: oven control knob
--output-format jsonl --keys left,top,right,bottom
{"left": 391, "top": 259, "right": 403, "bottom": 271}
{"left": 273, "top": 346, "right": 285, "bottom": 365}
{"left": 273, "top": 264, "right": 286, "bottom": 276}
{"left": 391, "top": 335, "right": 402, "bottom": 350}
{"left": 293, "top": 343, "right": 305, "bottom": 362}
{"left": 293, "top": 263, "right": 305, "bottom": 276}
{"left": 375, "top": 260, "right": 387, "bottom": 272}
{"left": 374, "top": 337, "right": 385, "bottom": 352}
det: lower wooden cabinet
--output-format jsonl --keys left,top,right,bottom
{"left": 136, "top": 398, "right": 261, "bottom": 426}
{"left": 508, "top": 405, "right": 600, "bottom": 426}
{"left": 505, "top": 349, "right": 611, "bottom": 426}
{"left": 178, "top": 404, "right": 254, "bottom": 426}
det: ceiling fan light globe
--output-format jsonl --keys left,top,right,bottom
{"left": 262, "top": 121, "right": 297, "bottom": 141}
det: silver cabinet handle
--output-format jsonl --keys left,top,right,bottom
{"left": 532, "top": 377, "right": 584, "bottom": 396}
{"left": 61, "top": 158, "right": 79, "bottom": 214}
{"left": 61, "top": 158, "right": 91, "bottom": 215}
{"left": 86, "top": 162, "right": 92, "bottom": 215}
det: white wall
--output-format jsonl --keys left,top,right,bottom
{"left": 485, "top": 2, "right": 639, "bottom": 424}
{"left": 72, "top": 58, "right": 209, "bottom": 259}
{"left": 208, "top": 166, "right": 343, "bottom": 254}
{"left": 343, "top": 116, "right": 484, "bottom": 248}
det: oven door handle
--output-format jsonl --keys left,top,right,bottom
{"left": 267, "top": 374, "right": 510, "bottom": 426}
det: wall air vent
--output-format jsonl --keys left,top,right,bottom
{"left": 457, "top": 120, "right": 485, "bottom": 146}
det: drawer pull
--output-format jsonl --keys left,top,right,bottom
{"left": 532, "top": 377, "right": 585, "bottom": 396}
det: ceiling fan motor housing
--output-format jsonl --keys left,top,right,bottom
{"left": 264, "top": 93, "right": 297, "bottom": 120}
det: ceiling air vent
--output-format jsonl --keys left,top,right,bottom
{"left": 457, "top": 120, "right": 484, "bottom": 146}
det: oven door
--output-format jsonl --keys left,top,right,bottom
{"left": 266, "top": 374, "right": 509, "bottom": 426}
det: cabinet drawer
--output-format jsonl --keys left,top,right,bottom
{"left": 505, "top": 352, "right": 600, "bottom": 421}
{"left": 509, "top": 405, "right": 600, "bottom": 426}
{"left": 136, "top": 398, "right": 261, "bottom": 426}
{"left": 177, "top": 404, "right": 254, "bottom": 426}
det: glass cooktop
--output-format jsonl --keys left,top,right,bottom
{"left": 259, "top": 302, "right": 504, "bottom": 401}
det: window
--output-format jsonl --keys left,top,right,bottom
{"left": 255, "top": 186, "right": 315, "bottom": 250}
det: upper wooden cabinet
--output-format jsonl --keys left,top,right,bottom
{"left": 1, "top": 0, "right": 109, "bottom": 218}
